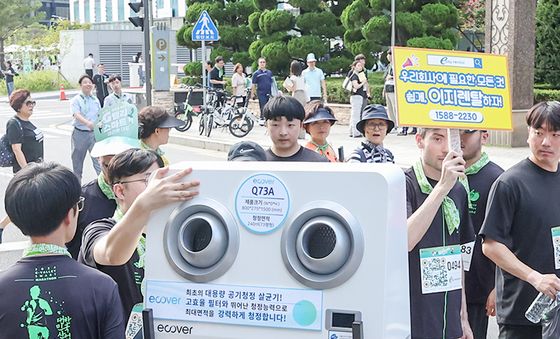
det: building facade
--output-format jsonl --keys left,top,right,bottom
{"left": 39, "top": 0, "right": 71, "bottom": 25}
{"left": 69, "top": 0, "right": 186, "bottom": 24}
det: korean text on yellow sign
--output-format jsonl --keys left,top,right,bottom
{"left": 393, "top": 47, "right": 512, "bottom": 130}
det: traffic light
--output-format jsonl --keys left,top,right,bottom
{"left": 128, "top": 1, "right": 144, "bottom": 31}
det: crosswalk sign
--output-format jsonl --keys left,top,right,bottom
{"left": 191, "top": 10, "right": 219, "bottom": 42}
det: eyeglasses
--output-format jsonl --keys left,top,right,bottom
{"left": 115, "top": 173, "right": 151, "bottom": 186}
{"left": 365, "top": 122, "right": 387, "bottom": 129}
{"left": 25, "top": 100, "right": 36, "bottom": 106}
{"left": 75, "top": 196, "right": 85, "bottom": 212}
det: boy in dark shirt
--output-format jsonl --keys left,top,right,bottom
{"left": 481, "top": 101, "right": 560, "bottom": 339}
{"left": 460, "top": 129, "right": 504, "bottom": 339}
{"left": 0, "top": 162, "right": 124, "bottom": 338}
{"left": 406, "top": 128, "right": 475, "bottom": 339}
{"left": 263, "top": 96, "right": 328, "bottom": 162}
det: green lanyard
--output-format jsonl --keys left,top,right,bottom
{"left": 413, "top": 159, "right": 460, "bottom": 235}
{"left": 311, "top": 141, "right": 330, "bottom": 153}
{"left": 97, "top": 173, "right": 115, "bottom": 200}
{"left": 23, "top": 243, "right": 71, "bottom": 258}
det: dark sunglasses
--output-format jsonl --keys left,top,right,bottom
{"left": 25, "top": 100, "right": 36, "bottom": 106}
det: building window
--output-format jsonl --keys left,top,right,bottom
{"left": 95, "top": 0, "right": 101, "bottom": 22}
{"left": 157, "top": 0, "right": 163, "bottom": 9}
{"left": 106, "top": 0, "right": 113, "bottom": 21}
{"left": 118, "top": 0, "right": 124, "bottom": 21}
{"left": 73, "top": 0, "right": 79, "bottom": 22}
{"left": 172, "top": 0, "right": 178, "bottom": 16}
{"left": 84, "top": 0, "right": 90, "bottom": 22}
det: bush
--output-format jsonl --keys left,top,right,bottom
{"left": 324, "top": 77, "right": 384, "bottom": 104}
{"left": 183, "top": 62, "right": 202, "bottom": 76}
{"left": 0, "top": 70, "right": 73, "bottom": 95}
{"left": 534, "top": 89, "right": 560, "bottom": 103}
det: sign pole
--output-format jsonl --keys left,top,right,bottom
{"left": 202, "top": 40, "right": 207, "bottom": 108}
{"left": 143, "top": 0, "right": 152, "bottom": 106}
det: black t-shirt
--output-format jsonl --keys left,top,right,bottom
{"left": 405, "top": 168, "right": 475, "bottom": 339}
{"left": 6, "top": 116, "right": 44, "bottom": 173}
{"left": 464, "top": 161, "right": 504, "bottom": 305}
{"left": 93, "top": 73, "right": 109, "bottom": 103}
{"left": 480, "top": 158, "right": 560, "bottom": 326}
{"left": 349, "top": 72, "right": 367, "bottom": 98}
{"left": 265, "top": 146, "right": 329, "bottom": 162}
{"left": 66, "top": 179, "right": 117, "bottom": 259}
{"left": 79, "top": 218, "right": 144, "bottom": 320}
{"left": 5, "top": 67, "right": 17, "bottom": 83}
{"left": 209, "top": 67, "right": 224, "bottom": 89}
{"left": 0, "top": 255, "right": 124, "bottom": 338}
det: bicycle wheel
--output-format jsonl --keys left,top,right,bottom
{"left": 175, "top": 112, "right": 193, "bottom": 132}
{"left": 229, "top": 113, "right": 253, "bottom": 138}
{"left": 198, "top": 113, "right": 206, "bottom": 135}
{"left": 205, "top": 114, "right": 214, "bottom": 137}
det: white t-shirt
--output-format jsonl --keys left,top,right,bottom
{"left": 231, "top": 73, "right": 246, "bottom": 97}
{"left": 83, "top": 56, "right": 95, "bottom": 70}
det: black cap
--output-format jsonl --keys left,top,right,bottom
{"left": 303, "top": 108, "right": 337, "bottom": 125}
{"left": 356, "top": 104, "right": 395, "bottom": 134}
{"left": 228, "top": 141, "right": 267, "bottom": 161}
{"left": 157, "top": 114, "right": 184, "bottom": 129}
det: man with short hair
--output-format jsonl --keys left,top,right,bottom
{"left": 406, "top": 128, "right": 474, "bottom": 339}
{"left": 79, "top": 148, "right": 200, "bottom": 320}
{"left": 0, "top": 162, "right": 124, "bottom": 338}
{"left": 250, "top": 57, "right": 274, "bottom": 121}
{"left": 104, "top": 74, "right": 134, "bottom": 107}
{"left": 460, "top": 129, "right": 504, "bottom": 339}
{"left": 302, "top": 53, "right": 327, "bottom": 102}
{"left": 210, "top": 56, "right": 227, "bottom": 106}
{"left": 70, "top": 74, "right": 102, "bottom": 182}
{"left": 93, "top": 64, "right": 109, "bottom": 107}
{"left": 83, "top": 53, "right": 95, "bottom": 77}
{"left": 481, "top": 101, "right": 560, "bottom": 339}
{"left": 205, "top": 61, "right": 213, "bottom": 88}
{"left": 263, "top": 96, "right": 328, "bottom": 162}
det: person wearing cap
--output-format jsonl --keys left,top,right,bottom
{"left": 228, "top": 141, "right": 267, "bottom": 161}
{"left": 138, "top": 106, "right": 183, "bottom": 166}
{"left": 302, "top": 53, "right": 327, "bottom": 102}
{"left": 303, "top": 101, "right": 338, "bottom": 162}
{"left": 406, "top": 128, "right": 475, "bottom": 339}
{"left": 104, "top": 74, "right": 134, "bottom": 107}
{"left": 70, "top": 74, "right": 102, "bottom": 183}
{"left": 65, "top": 136, "right": 140, "bottom": 259}
{"left": 347, "top": 104, "right": 395, "bottom": 163}
{"left": 263, "top": 96, "right": 328, "bottom": 162}
{"left": 459, "top": 129, "right": 503, "bottom": 339}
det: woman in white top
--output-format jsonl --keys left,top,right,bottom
{"left": 283, "top": 60, "right": 309, "bottom": 106}
{"left": 231, "top": 63, "right": 247, "bottom": 107}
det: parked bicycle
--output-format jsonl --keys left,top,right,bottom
{"left": 229, "top": 89, "right": 258, "bottom": 138}
{"left": 199, "top": 88, "right": 237, "bottom": 137}
{"left": 174, "top": 85, "right": 203, "bottom": 132}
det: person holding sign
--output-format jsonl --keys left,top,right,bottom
{"left": 406, "top": 128, "right": 475, "bottom": 339}
{"left": 459, "top": 129, "right": 503, "bottom": 339}
{"left": 79, "top": 149, "right": 200, "bottom": 321}
{"left": 480, "top": 102, "right": 560, "bottom": 339}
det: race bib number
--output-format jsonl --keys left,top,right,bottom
{"left": 551, "top": 226, "right": 560, "bottom": 270}
{"left": 461, "top": 241, "right": 475, "bottom": 272}
{"left": 420, "top": 245, "right": 462, "bottom": 294}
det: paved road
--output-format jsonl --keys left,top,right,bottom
{"left": 0, "top": 97, "right": 500, "bottom": 338}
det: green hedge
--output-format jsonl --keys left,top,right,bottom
{"left": 534, "top": 89, "right": 560, "bottom": 103}
{"left": 324, "top": 76, "right": 385, "bottom": 104}
{"left": 0, "top": 70, "right": 73, "bottom": 95}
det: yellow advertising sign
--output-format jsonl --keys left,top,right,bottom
{"left": 393, "top": 47, "right": 512, "bottom": 130}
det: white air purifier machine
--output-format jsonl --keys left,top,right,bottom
{"left": 144, "top": 161, "right": 410, "bottom": 339}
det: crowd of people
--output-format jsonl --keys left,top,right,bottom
{"left": 0, "top": 52, "right": 559, "bottom": 339}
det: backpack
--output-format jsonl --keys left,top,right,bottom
{"left": 342, "top": 76, "right": 352, "bottom": 92}
{"left": 0, "top": 118, "right": 22, "bottom": 167}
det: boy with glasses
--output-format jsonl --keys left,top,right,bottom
{"left": 79, "top": 148, "right": 200, "bottom": 321}
{"left": 0, "top": 162, "right": 124, "bottom": 338}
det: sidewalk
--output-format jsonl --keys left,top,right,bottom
{"left": 0, "top": 89, "right": 80, "bottom": 103}
{"left": 168, "top": 116, "right": 529, "bottom": 170}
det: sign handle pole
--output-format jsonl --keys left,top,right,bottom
{"left": 447, "top": 128, "right": 461, "bottom": 154}
{"left": 202, "top": 40, "right": 207, "bottom": 108}
{"left": 143, "top": 0, "right": 152, "bottom": 106}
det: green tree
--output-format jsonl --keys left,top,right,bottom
{"left": 342, "top": 0, "right": 459, "bottom": 65}
{"left": 0, "top": 0, "right": 43, "bottom": 67}
{"left": 535, "top": 0, "right": 560, "bottom": 86}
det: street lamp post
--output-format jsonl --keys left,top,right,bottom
{"left": 391, "top": 0, "right": 395, "bottom": 47}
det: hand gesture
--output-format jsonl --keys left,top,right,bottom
{"left": 438, "top": 151, "right": 465, "bottom": 193}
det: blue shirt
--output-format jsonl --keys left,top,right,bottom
{"left": 252, "top": 69, "right": 273, "bottom": 95}
{"left": 71, "top": 93, "right": 101, "bottom": 130}
{"left": 103, "top": 92, "right": 134, "bottom": 107}
{"left": 302, "top": 67, "right": 325, "bottom": 98}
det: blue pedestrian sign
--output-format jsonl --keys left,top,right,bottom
{"left": 192, "top": 11, "right": 219, "bottom": 42}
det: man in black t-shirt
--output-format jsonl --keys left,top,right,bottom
{"left": 263, "top": 96, "right": 328, "bottom": 162}
{"left": 79, "top": 149, "right": 200, "bottom": 321}
{"left": 66, "top": 136, "right": 140, "bottom": 259}
{"left": 460, "top": 129, "right": 504, "bottom": 339}
{"left": 406, "top": 128, "right": 474, "bottom": 339}
{"left": 481, "top": 101, "right": 560, "bottom": 339}
{"left": 209, "top": 56, "right": 226, "bottom": 106}
{"left": 92, "top": 64, "right": 109, "bottom": 107}
{"left": 0, "top": 163, "right": 123, "bottom": 338}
